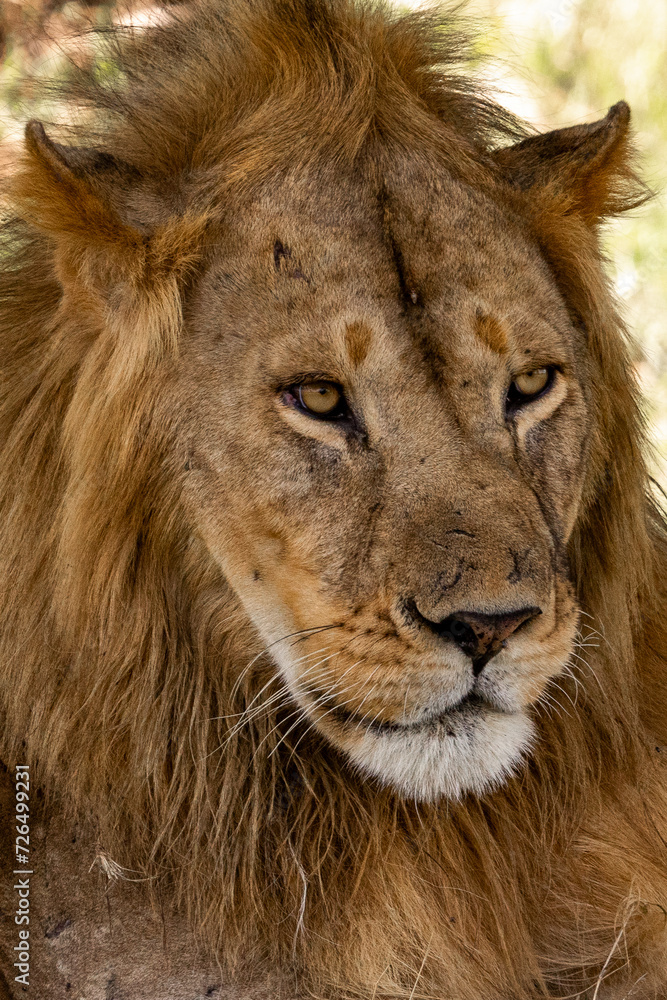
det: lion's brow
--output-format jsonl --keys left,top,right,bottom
{"left": 344, "top": 321, "right": 373, "bottom": 366}
{"left": 475, "top": 311, "right": 509, "bottom": 354}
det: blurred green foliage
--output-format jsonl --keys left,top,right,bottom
{"left": 1, "top": 0, "right": 664, "bottom": 474}
{"left": 0, "top": 1, "right": 120, "bottom": 135}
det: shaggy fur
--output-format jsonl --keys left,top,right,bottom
{"left": 1, "top": 1, "right": 667, "bottom": 997}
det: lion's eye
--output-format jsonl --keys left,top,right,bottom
{"left": 507, "top": 367, "right": 554, "bottom": 410}
{"left": 293, "top": 381, "right": 345, "bottom": 418}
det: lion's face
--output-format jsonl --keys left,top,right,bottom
{"left": 178, "top": 164, "right": 586, "bottom": 801}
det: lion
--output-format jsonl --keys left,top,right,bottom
{"left": 1, "top": 0, "right": 666, "bottom": 997}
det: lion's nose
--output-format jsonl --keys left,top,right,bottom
{"left": 442, "top": 608, "right": 541, "bottom": 674}
{"left": 409, "top": 604, "right": 542, "bottom": 674}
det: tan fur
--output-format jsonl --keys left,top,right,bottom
{"left": 476, "top": 312, "right": 509, "bottom": 354}
{"left": 345, "top": 320, "right": 374, "bottom": 366}
{"left": 1, "top": 2, "right": 666, "bottom": 998}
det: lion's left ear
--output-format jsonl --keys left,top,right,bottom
{"left": 493, "top": 102, "right": 649, "bottom": 225}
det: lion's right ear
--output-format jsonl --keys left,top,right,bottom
{"left": 15, "top": 121, "right": 208, "bottom": 293}
{"left": 493, "top": 102, "right": 650, "bottom": 226}
{"left": 19, "top": 121, "right": 148, "bottom": 261}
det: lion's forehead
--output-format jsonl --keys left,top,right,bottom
{"left": 240, "top": 168, "right": 549, "bottom": 287}
{"left": 201, "top": 168, "right": 577, "bottom": 380}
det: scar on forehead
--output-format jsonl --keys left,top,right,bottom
{"left": 345, "top": 321, "right": 372, "bottom": 366}
{"left": 273, "top": 239, "right": 291, "bottom": 269}
{"left": 475, "top": 311, "right": 508, "bottom": 354}
{"left": 273, "top": 239, "right": 310, "bottom": 281}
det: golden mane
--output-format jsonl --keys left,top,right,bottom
{"left": 1, "top": 2, "right": 666, "bottom": 996}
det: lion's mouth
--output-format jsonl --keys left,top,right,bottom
{"left": 367, "top": 693, "right": 488, "bottom": 734}
{"left": 306, "top": 688, "right": 492, "bottom": 736}
{"left": 299, "top": 682, "right": 533, "bottom": 802}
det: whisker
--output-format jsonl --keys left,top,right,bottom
{"left": 250, "top": 652, "right": 356, "bottom": 757}
{"left": 223, "top": 644, "right": 337, "bottom": 725}
{"left": 228, "top": 623, "right": 343, "bottom": 702}
{"left": 277, "top": 674, "right": 382, "bottom": 762}
{"left": 282, "top": 664, "right": 385, "bottom": 768}
{"left": 263, "top": 659, "right": 375, "bottom": 759}
{"left": 205, "top": 652, "right": 349, "bottom": 758}
{"left": 268, "top": 664, "right": 372, "bottom": 759}
{"left": 356, "top": 698, "right": 392, "bottom": 734}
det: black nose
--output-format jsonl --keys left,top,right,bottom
{"left": 441, "top": 608, "right": 541, "bottom": 674}
{"left": 405, "top": 602, "right": 542, "bottom": 675}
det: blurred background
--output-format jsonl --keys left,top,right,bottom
{"left": 1, "top": 0, "right": 664, "bottom": 478}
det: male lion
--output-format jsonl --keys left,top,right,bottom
{"left": 1, "top": 1, "right": 666, "bottom": 997}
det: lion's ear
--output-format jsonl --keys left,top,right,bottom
{"left": 18, "top": 121, "right": 209, "bottom": 364}
{"left": 494, "top": 102, "right": 649, "bottom": 225}
{"left": 17, "top": 121, "right": 207, "bottom": 289}
{"left": 21, "top": 120, "right": 151, "bottom": 254}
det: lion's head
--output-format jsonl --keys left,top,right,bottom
{"left": 178, "top": 159, "right": 588, "bottom": 801}
{"left": 2, "top": 1, "right": 666, "bottom": 994}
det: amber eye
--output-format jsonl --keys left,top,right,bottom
{"left": 507, "top": 367, "right": 554, "bottom": 410}
{"left": 293, "top": 381, "right": 345, "bottom": 418}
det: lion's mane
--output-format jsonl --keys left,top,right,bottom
{"left": 1, "top": 2, "right": 666, "bottom": 997}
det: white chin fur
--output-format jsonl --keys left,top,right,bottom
{"left": 341, "top": 706, "right": 535, "bottom": 802}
